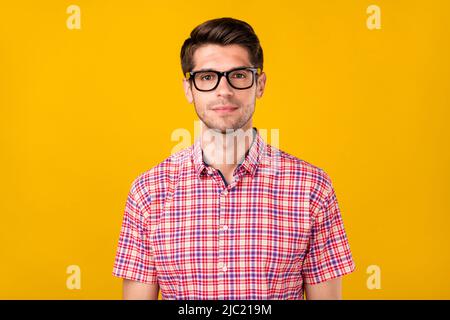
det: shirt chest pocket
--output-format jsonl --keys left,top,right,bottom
{"left": 241, "top": 207, "right": 308, "bottom": 273}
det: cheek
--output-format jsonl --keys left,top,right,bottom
{"left": 192, "top": 94, "right": 210, "bottom": 113}
{"left": 239, "top": 92, "right": 257, "bottom": 108}
{"left": 234, "top": 90, "right": 255, "bottom": 105}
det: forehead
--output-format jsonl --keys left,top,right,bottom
{"left": 192, "top": 44, "right": 251, "bottom": 71}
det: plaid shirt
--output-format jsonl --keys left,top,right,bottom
{"left": 113, "top": 127, "right": 356, "bottom": 299}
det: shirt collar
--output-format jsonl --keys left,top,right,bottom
{"left": 192, "top": 127, "right": 266, "bottom": 179}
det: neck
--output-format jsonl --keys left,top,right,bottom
{"left": 200, "top": 121, "right": 254, "bottom": 172}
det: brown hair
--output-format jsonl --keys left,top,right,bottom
{"left": 180, "top": 17, "right": 264, "bottom": 76}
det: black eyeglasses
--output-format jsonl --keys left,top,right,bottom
{"left": 185, "top": 66, "right": 262, "bottom": 92}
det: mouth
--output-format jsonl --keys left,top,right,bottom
{"left": 211, "top": 105, "right": 239, "bottom": 114}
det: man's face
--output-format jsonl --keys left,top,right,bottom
{"left": 183, "top": 44, "right": 266, "bottom": 134}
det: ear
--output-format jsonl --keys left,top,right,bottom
{"left": 182, "top": 78, "right": 194, "bottom": 104}
{"left": 255, "top": 72, "right": 266, "bottom": 99}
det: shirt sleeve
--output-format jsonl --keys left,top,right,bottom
{"left": 302, "top": 172, "right": 356, "bottom": 285}
{"left": 112, "top": 181, "right": 158, "bottom": 284}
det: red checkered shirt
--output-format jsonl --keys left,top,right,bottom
{"left": 113, "top": 127, "right": 356, "bottom": 299}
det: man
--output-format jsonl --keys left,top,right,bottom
{"left": 112, "top": 17, "right": 356, "bottom": 300}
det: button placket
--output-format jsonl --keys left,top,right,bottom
{"left": 218, "top": 185, "right": 230, "bottom": 297}
{"left": 218, "top": 188, "right": 228, "bottom": 263}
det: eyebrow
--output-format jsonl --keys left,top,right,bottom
{"left": 192, "top": 65, "right": 250, "bottom": 73}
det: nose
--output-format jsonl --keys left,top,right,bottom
{"left": 215, "top": 74, "right": 234, "bottom": 97}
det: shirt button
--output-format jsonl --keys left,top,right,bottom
{"left": 222, "top": 266, "right": 228, "bottom": 272}
{"left": 222, "top": 225, "right": 228, "bottom": 231}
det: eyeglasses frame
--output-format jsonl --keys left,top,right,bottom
{"left": 185, "top": 66, "right": 262, "bottom": 92}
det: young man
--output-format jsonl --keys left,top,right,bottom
{"left": 113, "top": 17, "right": 356, "bottom": 300}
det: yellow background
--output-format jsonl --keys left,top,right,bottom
{"left": 1, "top": 0, "right": 449, "bottom": 299}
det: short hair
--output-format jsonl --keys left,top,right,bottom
{"left": 180, "top": 17, "right": 264, "bottom": 76}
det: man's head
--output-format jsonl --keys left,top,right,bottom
{"left": 181, "top": 17, "right": 266, "bottom": 134}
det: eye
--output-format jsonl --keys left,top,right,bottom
{"left": 198, "top": 72, "right": 216, "bottom": 81}
{"left": 230, "top": 71, "right": 248, "bottom": 79}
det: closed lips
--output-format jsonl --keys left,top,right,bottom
{"left": 212, "top": 105, "right": 238, "bottom": 110}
